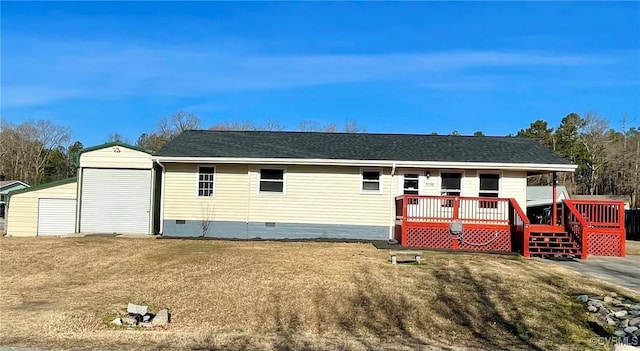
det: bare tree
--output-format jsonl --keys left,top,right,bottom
{"left": 579, "top": 112, "right": 612, "bottom": 195}
{"left": 137, "top": 111, "right": 202, "bottom": 152}
{"left": 107, "top": 133, "right": 130, "bottom": 144}
{"left": 209, "top": 120, "right": 258, "bottom": 131}
{"left": 158, "top": 111, "right": 201, "bottom": 138}
{"left": 0, "top": 119, "right": 71, "bottom": 185}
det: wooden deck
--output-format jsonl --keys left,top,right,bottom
{"left": 394, "top": 195, "right": 627, "bottom": 259}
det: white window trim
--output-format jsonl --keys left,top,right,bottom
{"left": 197, "top": 165, "right": 216, "bottom": 197}
{"left": 478, "top": 171, "right": 503, "bottom": 198}
{"left": 438, "top": 170, "right": 464, "bottom": 197}
{"left": 360, "top": 168, "right": 383, "bottom": 194}
{"left": 477, "top": 171, "right": 503, "bottom": 211}
{"left": 398, "top": 170, "right": 422, "bottom": 196}
{"left": 257, "top": 167, "right": 287, "bottom": 195}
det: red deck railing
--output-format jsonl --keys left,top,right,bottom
{"left": 508, "top": 198, "right": 531, "bottom": 257}
{"left": 563, "top": 199, "right": 625, "bottom": 258}
{"left": 395, "top": 195, "right": 527, "bottom": 253}
{"left": 396, "top": 195, "right": 511, "bottom": 224}
{"left": 394, "top": 195, "right": 625, "bottom": 258}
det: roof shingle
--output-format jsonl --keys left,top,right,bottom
{"left": 156, "top": 130, "right": 572, "bottom": 165}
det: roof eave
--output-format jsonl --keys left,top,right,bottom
{"left": 152, "top": 156, "right": 577, "bottom": 172}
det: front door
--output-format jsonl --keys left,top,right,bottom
{"left": 399, "top": 171, "right": 422, "bottom": 219}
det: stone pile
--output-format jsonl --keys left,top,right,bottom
{"left": 576, "top": 293, "right": 640, "bottom": 341}
{"left": 111, "top": 303, "right": 171, "bottom": 328}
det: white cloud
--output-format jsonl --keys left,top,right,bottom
{"left": 0, "top": 36, "right": 619, "bottom": 108}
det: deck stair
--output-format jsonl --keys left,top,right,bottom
{"left": 528, "top": 230, "right": 581, "bottom": 259}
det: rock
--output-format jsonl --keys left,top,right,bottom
{"left": 588, "top": 300, "right": 603, "bottom": 307}
{"left": 152, "top": 309, "right": 170, "bottom": 326}
{"left": 612, "top": 344, "right": 640, "bottom": 351}
{"left": 631, "top": 305, "right": 640, "bottom": 310}
{"left": 111, "top": 318, "right": 122, "bottom": 325}
{"left": 604, "top": 296, "right": 614, "bottom": 303}
{"left": 587, "top": 305, "right": 598, "bottom": 312}
{"left": 614, "top": 310, "right": 628, "bottom": 318}
{"left": 139, "top": 322, "right": 154, "bottom": 328}
{"left": 610, "top": 292, "right": 618, "bottom": 298}
{"left": 607, "top": 316, "right": 618, "bottom": 326}
{"left": 615, "top": 303, "right": 632, "bottom": 309}
{"left": 122, "top": 317, "right": 137, "bottom": 325}
{"left": 598, "top": 307, "right": 608, "bottom": 314}
{"left": 127, "top": 303, "right": 148, "bottom": 316}
{"left": 143, "top": 313, "right": 155, "bottom": 322}
{"left": 624, "top": 326, "right": 639, "bottom": 334}
{"left": 577, "top": 295, "right": 589, "bottom": 303}
{"left": 630, "top": 317, "right": 640, "bottom": 326}
{"left": 613, "top": 330, "right": 627, "bottom": 337}
{"left": 634, "top": 329, "right": 640, "bottom": 337}
{"left": 631, "top": 311, "right": 640, "bottom": 316}
{"left": 619, "top": 319, "right": 629, "bottom": 328}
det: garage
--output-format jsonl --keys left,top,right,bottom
{"left": 6, "top": 142, "right": 155, "bottom": 237}
{"left": 5, "top": 179, "right": 78, "bottom": 237}
{"left": 80, "top": 168, "right": 152, "bottom": 234}
{"left": 77, "top": 143, "right": 154, "bottom": 235}
{"left": 38, "top": 198, "right": 76, "bottom": 236}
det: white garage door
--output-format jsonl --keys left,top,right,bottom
{"left": 38, "top": 198, "right": 76, "bottom": 236}
{"left": 81, "top": 168, "right": 152, "bottom": 234}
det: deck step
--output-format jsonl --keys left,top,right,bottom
{"left": 528, "top": 231, "right": 581, "bottom": 259}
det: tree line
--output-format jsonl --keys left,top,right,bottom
{"left": 1, "top": 111, "right": 638, "bottom": 208}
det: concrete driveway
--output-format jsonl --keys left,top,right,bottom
{"left": 546, "top": 254, "right": 640, "bottom": 292}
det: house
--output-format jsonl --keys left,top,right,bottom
{"left": 4, "top": 131, "right": 627, "bottom": 259}
{"left": 153, "top": 131, "right": 575, "bottom": 240}
{"left": 526, "top": 185, "right": 570, "bottom": 223}
{"left": 0, "top": 179, "right": 29, "bottom": 218}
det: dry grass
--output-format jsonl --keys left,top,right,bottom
{"left": 627, "top": 241, "right": 640, "bottom": 255}
{"left": 1, "top": 237, "right": 638, "bottom": 351}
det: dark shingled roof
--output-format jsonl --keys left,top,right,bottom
{"left": 156, "top": 130, "right": 572, "bottom": 165}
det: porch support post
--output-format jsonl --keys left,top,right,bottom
{"left": 552, "top": 172, "right": 558, "bottom": 226}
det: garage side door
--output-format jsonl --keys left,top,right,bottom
{"left": 81, "top": 168, "right": 151, "bottom": 234}
{"left": 38, "top": 198, "right": 76, "bottom": 236}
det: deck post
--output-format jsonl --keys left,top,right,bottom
{"left": 452, "top": 197, "right": 460, "bottom": 249}
{"left": 401, "top": 195, "right": 408, "bottom": 246}
{"left": 620, "top": 203, "right": 626, "bottom": 257}
{"left": 552, "top": 172, "right": 557, "bottom": 226}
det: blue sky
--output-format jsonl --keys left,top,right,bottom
{"left": 1, "top": 2, "right": 639, "bottom": 145}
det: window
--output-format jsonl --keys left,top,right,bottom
{"left": 440, "top": 172, "right": 462, "bottom": 207}
{"left": 361, "top": 170, "right": 381, "bottom": 192}
{"left": 259, "top": 169, "right": 284, "bottom": 193}
{"left": 440, "top": 173, "right": 462, "bottom": 196}
{"left": 403, "top": 173, "right": 419, "bottom": 195}
{"left": 198, "top": 167, "right": 216, "bottom": 197}
{"left": 479, "top": 173, "right": 500, "bottom": 208}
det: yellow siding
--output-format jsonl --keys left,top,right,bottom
{"left": 163, "top": 164, "right": 250, "bottom": 221}
{"left": 464, "top": 170, "right": 479, "bottom": 197}
{"left": 80, "top": 146, "right": 152, "bottom": 169}
{"left": 247, "top": 165, "right": 394, "bottom": 226}
{"left": 162, "top": 164, "right": 528, "bottom": 226}
{"left": 163, "top": 164, "right": 396, "bottom": 226}
{"left": 502, "top": 170, "right": 527, "bottom": 209}
{"left": 6, "top": 182, "right": 77, "bottom": 237}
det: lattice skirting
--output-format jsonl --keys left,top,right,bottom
{"left": 405, "top": 226, "right": 511, "bottom": 251}
{"left": 458, "top": 228, "right": 511, "bottom": 251}
{"left": 587, "top": 232, "right": 623, "bottom": 256}
{"left": 406, "top": 227, "right": 451, "bottom": 248}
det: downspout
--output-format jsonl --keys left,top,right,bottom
{"left": 246, "top": 165, "right": 251, "bottom": 238}
{"left": 156, "top": 159, "right": 166, "bottom": 235}
{"left": 388, "top": 163, "right": 397, "bottom": 240}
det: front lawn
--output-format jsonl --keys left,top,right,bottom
{"left": 0, "top": 237, "right": 636, "bottom": 350}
